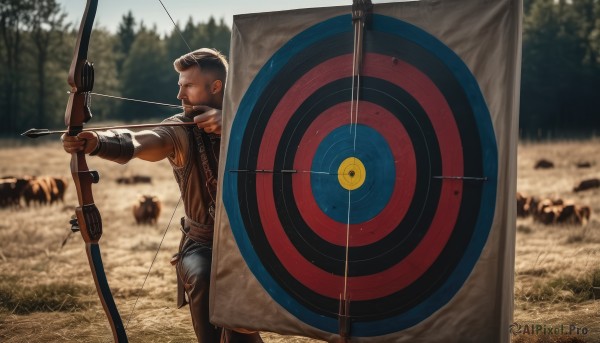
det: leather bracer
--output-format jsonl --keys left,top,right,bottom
{"left": 91, "top": 129, "right": 135, "bottom": 164}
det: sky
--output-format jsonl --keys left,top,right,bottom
{"left": 56, "top": 0, "right": 391, "bottom": 34}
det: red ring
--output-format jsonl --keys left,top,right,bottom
{"left": 292, "top": 101, "right": 416, "bottom": 246}
{"left": 255, "top": 53, "right": 464, "bottom": 300}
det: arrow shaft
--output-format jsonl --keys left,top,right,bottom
{"left": 24, "top": 122, "right": 197, "bottom": 138}
{"left": 78, "top": 121, "right": 197, "bottom": 132}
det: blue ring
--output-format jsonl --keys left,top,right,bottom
{"left": 311, "top": 124, "right": 395, "bottom": 224}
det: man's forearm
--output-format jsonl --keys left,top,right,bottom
{"left": 90, "top": 129, "right": 135, "bottom": 164}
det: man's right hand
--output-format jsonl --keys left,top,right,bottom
{"left": 61, "top": 131, "right": 99, "bottom": 154}
{"left": 192, "top": 105, "right": 222, "bottom": 135}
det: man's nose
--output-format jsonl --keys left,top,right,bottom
{"left": 176, "top": 87, "right": 184, "bottom": 100}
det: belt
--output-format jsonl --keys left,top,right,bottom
{"left": 180, "top": 216, "right": 214, "bottom": 244}
{"left": 170, "top": 217, "right": 213, "bottom": 267}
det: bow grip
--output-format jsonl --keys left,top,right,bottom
{"left": 76, "top": 204, "right": 102, "bottom": 243}
{"left": 80, "top": 170, "right": 100, "bottom": 184}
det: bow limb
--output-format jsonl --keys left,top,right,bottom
{"left": 65, "top": 0, "right": 128, "bottom": 341}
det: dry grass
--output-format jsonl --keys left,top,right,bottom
{"left": 0, "top": 138, "right": 598, "bottom": 342}
{"left": 0, "top": 139, "right": 317, "bottom": 343}
{"left": 514, "top": 139, "right": 600, "bottom": 343}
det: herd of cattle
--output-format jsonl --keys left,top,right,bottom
{"left": 518, "top": 159, "right": 598, "bottom": 226}
{"left": 516, "top": 192, "right": 591, "bottom": 225}
{"left": 0, "top": 176, "right": 68, "bottom": 208}
{"left": 0, "top": 174, "right": 161, "bottom": 225}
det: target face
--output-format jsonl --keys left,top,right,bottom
{"left": 223, "top": 14, "right": 497, "bottom": 337}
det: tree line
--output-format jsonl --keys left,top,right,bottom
{"left": 522, "top": 0, "right": 600, "bottom": 138}
{"left": 0, "top": 0, "right": 231, "bottom": 136}
{"left": 1, "top": 0, "right": 600, "bottom": 138}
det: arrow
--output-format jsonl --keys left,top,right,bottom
{"left": 22, "top": 122, "right": 197, "bottom": 138}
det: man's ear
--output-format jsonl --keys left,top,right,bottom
{"left": 211, "top": 80, "right": 223, "bottom": 94}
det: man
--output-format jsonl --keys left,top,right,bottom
{"left": 62, "top": 48, "right": 263, "bottom": 343}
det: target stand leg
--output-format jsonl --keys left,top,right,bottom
{"left": 338, "top": 295, "right": 351, "bottom": 342}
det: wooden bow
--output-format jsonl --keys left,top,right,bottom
{"left": 64, "top": 0, "right": 128, "bottom": 341}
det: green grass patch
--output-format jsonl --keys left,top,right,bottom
{"left": 0, "top": 274, "right": 91, "bottom": 314}
{"left": 518, "top": 269, "right": 600, "bottom": 303}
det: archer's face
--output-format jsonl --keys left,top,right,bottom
{"left": 176, "top": 66, "right": 221, "bottom": 114}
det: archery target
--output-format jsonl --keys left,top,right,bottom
{"left": 223, "top": 14, "right": 497, "bottom": 337}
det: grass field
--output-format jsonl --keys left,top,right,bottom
{"left": 512, "top": 139, "right": 600, "bottom": 343}
{"left": 0, "top": 138, "right": 598, "bottom": 342}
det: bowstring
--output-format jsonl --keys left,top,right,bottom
{"left": 157, "top": 0, "right": 193, "bottom": 51}
{"left": 156, "top": 0, "right": 209, "bottom": 75}
{"left": 343, "top": 6, "right": 364, "bottom": 310}
{"left": 88, "top": 92, "right": 187, "bottom": 110}
{"left": 125, "top": 196, "right": 182, "bottom": 330}
{"left": 124, "top": 0, "right": 199, "bottom": 329}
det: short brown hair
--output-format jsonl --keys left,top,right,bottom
{"left": 173, "top": 48, "right": 228, "bottom": 81}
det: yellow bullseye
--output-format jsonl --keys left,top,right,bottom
{"left": 338, "top": 157, "right": 366, "bottom": 191}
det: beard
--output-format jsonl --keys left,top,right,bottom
{"left": 182, "top": 101, "right": 195, "bottom": 116}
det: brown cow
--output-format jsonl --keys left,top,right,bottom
{"left": 133, "top": 195, "right": 161, "bottom": 225}
{"left": 117, "top": 175, "right": 152, "bottom": 185}
{"left": 556, "top": 202, "right": 577, "bottom": 224}
{"left": 573, "top": 178, "right": 600, "bottom": 192}
{"left": 40, "top": 176, "right": 69, "bottom": 204}
{"left": 534, "top": 159, "right": 554, "bottom": 169}
{"left": 132, "top": 175, "right": 152, "bottom": 184}
{"left": 22, "top": 178, "right": 51, "bottom": 206}
{"left": 0, "top": 177, "right": 31, "bottom": 207}
{"left": 555, "top": 202, "right": 592, "bottom": 225}
{"left": 525, "top": 196, "right": 540, "bottom": 217}
{"left": 39, "top": 177, "right": 59, "bottom": 204}
{"left": 516, "top": 192, "right": 540, "bottom": 218}
{"left": 575, "top": 161, "right": 592, "bottom": 168}
{"left": 534, "top": 197, "right": 562, "bottom": 224}
{"left": 535, "top": 202, "right": 562, "bottom": 224}
{"left": 52, "top": 177, "right": 68, "bottom": 203}
{"left": 11, "top": 177, "right": 31, "bottom": 207}
{"left": 0, "top": 178, "right": 16, "bottom": 207}
{"left": 576, "top": 205, "right": 591, "bottom": 225}
{"left": 116, "top": 176, "right": 133, "bottom": 184}
{"left": 516, "top": 192, "right": 527, "bottom": 217}
{"left": 533, "top": 197, "right": 591, "bottom": 226}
